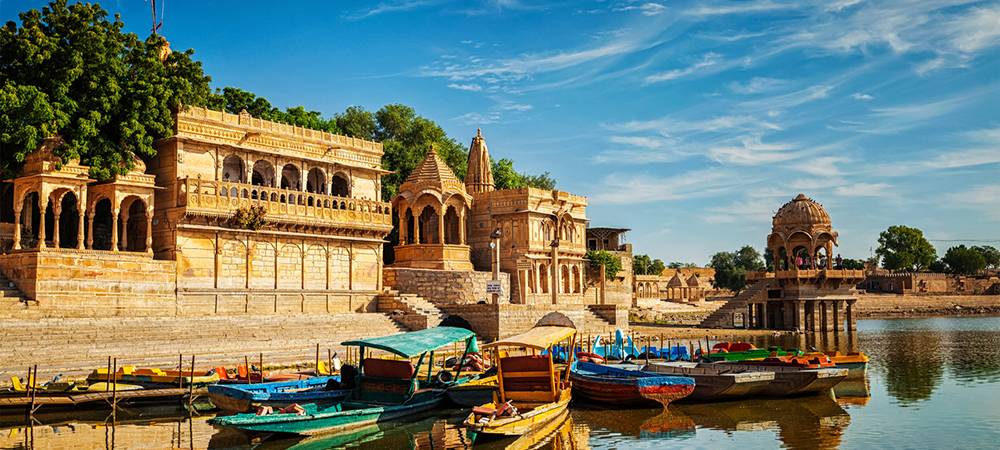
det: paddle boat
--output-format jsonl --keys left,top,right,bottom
{"left": 86, "top": 366, "right": 220, "bottom": 388}
{"left": 591, "top": 329, "right": 640, "bottom": 361}
{"left": 463, "top": 324, "right": 577, "bottom": 439}
{"left": 700, "top": 343, "right": 804, "bottom": 362}
{"left": 802, "top": 350, "right": 869, "bottom": 380}
{"left": 570, "top": 361, "right": 694, "bottom": 408}
{"left": 639, "top": 363, "right": 775, "bottom": 401}
{"left": 208, "top": 326, "right": 477, "bottom": 435}
{"left": 208, "top": 375, "right": 349, "bottom": 413}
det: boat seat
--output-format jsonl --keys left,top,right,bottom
{"left": 362, "top": 358, "right": 414, "bottom": 379}
{"left": 500, "top": 355, "right": 559, "bottom": 402}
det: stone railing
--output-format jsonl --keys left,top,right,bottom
{"left": 178, "top": 177, "right": 392, "bottom": 228}
{"left": 748, "top": 269, "right": 866, "bottom": 280}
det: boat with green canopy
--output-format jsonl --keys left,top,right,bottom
{"left": 208, "top": 326, "right": 477, "bottom": 435}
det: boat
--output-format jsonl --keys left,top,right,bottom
{"left": 207, "top": 376, "right": 349, "bottom": 413}
{"left": 208, "top": 326, "right": 477, "bottom": 435}
{"left": 802, "top": 351, "right": 868, "bottom": 380}
{"left": 639, "top": 362, "right": 775, "bottom": 401}
{"left": 86, "top": 366, "right": 220, "bottom": 388}
{"left": 591, "top": 329, "right": 640, "bottom": 361}
{"left": 463, "top": 324, "right": 577, "bottom": 438}
{"left": 713, "top": 355, "right": 847, "bottom": 397}
{"left": 570, "top": 361, "right": 694, "bottom": 408}
{"left": 702, "top": 343, "right": 803, "bottom": 363}
{"left": 446, "top": 374, "right": 497, "bottom": 407}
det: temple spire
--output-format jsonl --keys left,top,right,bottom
{"left": 465, "top": 127, "right": 494, "bottom": 194}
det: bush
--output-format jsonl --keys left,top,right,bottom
{"left": 232, "top": 206, "right": 269, "bottom": 231}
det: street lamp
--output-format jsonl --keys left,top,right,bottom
{"left": 491, "top": 227, "right": 502, "bottom": 304}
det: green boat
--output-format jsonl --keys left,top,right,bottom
{"left": 208, "top": 326, "right": 477, "bottom": 435}
{"left": 702, "top": 345, "right": 804, "bottom": 363}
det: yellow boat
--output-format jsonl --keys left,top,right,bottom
{"left": 86, "top": 366, "right": 220, "bottom": 387}
{"left": 463, "top": 324, "right": 577, "bottom": 439}
{"left": 802, "top": 351, "right": 869, "bottom": 380}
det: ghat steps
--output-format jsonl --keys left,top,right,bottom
{"left": 698, "top": 279, "right": 776, "bottom": 328}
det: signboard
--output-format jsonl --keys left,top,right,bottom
{"left": 516, "top": 259, "right": 532, "bottom": 270}
{"left": 486, "top": 281, "right": 503, "bottom": 293}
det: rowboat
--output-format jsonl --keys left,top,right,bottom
{"left": 86, "top": 366, "right": 220, "bottom": 388}
{"left": 702, "top": 343, "right": 804, "bottom": 363}
{"left": 208, "top": 326, "right": 477, "bottom": 435}
{"left": 463, "top": 324, "right": 577, "bottom": 439}
{"left": 639, "top": 363, "right": 775, "bottom": 401}
{"left": 570, "top": 361, "right": 694, "bottom": 408}
{"left": 714, "top": 356, "right": 847, "bottom": 397}
{"left": 207, "top": 376, "right": 349, "bottom": 412}
{"left": 802, "top": 351, "right": 869, "bottom": 380}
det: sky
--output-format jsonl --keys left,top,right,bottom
{"left": 2, "top": 0, "right": 998, "bottom": 265}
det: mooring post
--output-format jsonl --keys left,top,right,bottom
{"left": 178, "top": 354, "right": 184, "bottom": 389}
{"left": 189, "top": 355, "right": 195, "bottom": 407}
{"left": 245, "top": 356, "right": 251, "bottom": 384}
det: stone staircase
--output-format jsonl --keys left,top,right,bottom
{"left": 0, "top": 272, "right": 41, "bottom": 319}
{"left": 0, "top": 313, "right": 408, "bottom": 379}
{"left": 377, "top": 289, "right": 447, "bottom": 331}
{"left": 698, "top": 278, "right": 777, "bottom": 328}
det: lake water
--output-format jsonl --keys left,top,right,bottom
{"left": 2, "top": 316, "right": 998, "bottom": 449}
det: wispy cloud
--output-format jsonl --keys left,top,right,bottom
{"left": 851, "top": 93, "right": 873, "bottom": 100}
{"left": 729, "top": 77, "right": 787, "bottom": 94}
{"left": 787, "top": 156, "right": 851, "bottom": 177}
{"left": 447, "top": 83, "right": 483, "bottom": 91}
{"left": 609, "top": 135, "right": 670, "bottom": 149}
{"left": 453, "top": 111, "right": 500, "bottom": 125}
{"left": 708, "top": 135, "right": 801, "bottom": 165}
{"left": 685, "top": 0, "right": 790, "bottom": 17}
{"left": 591, "top": 167, "right": 765, "bottom": 205}
{"left": 942, "top": 184, "right": 1000, "bottom": 220}
{"left": 835, "top": 182, "right": 892, "bottom": 197}
{"left": 645, "top": 52, "right": 720, "bottom": 84}
{"left": 345, "top": 0, "right": 446, "bottom": 20}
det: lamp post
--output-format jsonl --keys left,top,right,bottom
{"left": 491, "top": 227, "right": 502, "bottom": 305}
{"left": 550, "top": 237, "right": 560, "bottom": 305}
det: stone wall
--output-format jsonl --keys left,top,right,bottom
{"left": 384, "top": 267, "right": 510, "bottom": 304}
{"left": 0, "top": 249, "right": 176, "bottom": 316}
{"left": 437, "top": 304, "right": 621, "bottom": 341}
{"left": 854, "top": 294, "right": 1000, "bottom": 315}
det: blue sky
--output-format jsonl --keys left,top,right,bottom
{"left": 3, "top": 0, "right": 998, "bottom": 265}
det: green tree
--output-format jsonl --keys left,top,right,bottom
{"left": 336, "top": 105, "right": 376, "bottom": 140}
{"left": 491, "top": 158, "right": 527, "bottom": 190}
{"left": 709, "top": 245, "right": 765, "bottom": 295}
{"left": 633, "top": 254, "right": 664, "bottom": 276}
{"left": 586, "top": 250, "right": 621, "bottom": 279}
{"left": 841, "top": 258, "right": 865, "bottom": 270}
{"left": 971, "top": 246, "right": 1000, "bottom": 270}
{"left": 0, "top": 1, "right": 213, "bottom": 180}
{"left": 667, "top": 262, "right": 699, "bottom": 269}
{"left": 377, "top": 110, "right": 467, "bottom": 200}
{"left": 522, "top": 172, "right": 556, "bottom": 190}
{"left": 876, "top": 225, "right": 937, "bottom": 271}
{"left": 943, "top": 245, "right": 986, "bottom": 276}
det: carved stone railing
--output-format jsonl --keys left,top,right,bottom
{"left": 178, "top": 177, "right": 392, "bottom": 229}
{"left": 748, "top": 269, "right": 866, "bottom": 281}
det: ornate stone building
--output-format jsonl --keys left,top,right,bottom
{"left": 391, "top": 129, "right": 590, "bottom": 305}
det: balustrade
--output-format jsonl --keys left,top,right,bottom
{"left": 178, "top": 177, "right": 391, "bottom": 227}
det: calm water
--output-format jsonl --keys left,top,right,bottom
{"left": 2, "top": 316, "right": 999, "bottom": 450}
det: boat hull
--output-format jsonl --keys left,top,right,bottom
{"left": 208, "top": 391, "right": 444, "bottom": 435}
{"left": 716, "top": 364, "right": 847, "bottom": 397}
{"left": 640, "top": 363, "right": 774, "bottom": 401}
{"left": 570, "top": 362, "right": 694, "bottom": 408}
{"left": 464, "top": 389, "right": 572, "bottom": 437}
{"left": 207, "top": 377, "right": 347, "bottom": 413}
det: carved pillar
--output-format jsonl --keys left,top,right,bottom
{"left": 145, "top": 207, "right": 153, "bottom": 253}
{"left": 111, "top": 207, "right": 120, "bottom": 252}
{"left": 120, "top": 209, "right": 129, "bottom": 252}
{"left": 437, "top": 209, "right": 445, "bottom": 244}
{"left": 833, "top": 300, "right": 844, "bottom": 331}
{"left": 826, "top": 242, "right": 834, "bottom": 269}
{"left": 86, "top": 211, "right": 95, "bottom": 250}
{"left": 398, "top": 208, "right": 408, "bottom": 245}
{"left": 819, "top": 301, "right": 829, "bottom": 332}
{"left": 458, "top": 210, "right": 466, "bottom": 245}
{"left": 846, "top": 300, "right": 856, "bottom": 331}
{"left": 52, "top": 204, "right": 61, "bottom": 248}
{"left": 413, "top": 214, "right": 421, "bottom": 244}
{"left": 77, "top": 198, "right": 85, "bottom": 250}
{"left": 12, "top": 206, "right": 21, "bottom": 251}
{"left": 37, "top": 197, "right": 48, "bottom": 249}
{"left": 551, "top": 244, "right": 558, "bottom": 305}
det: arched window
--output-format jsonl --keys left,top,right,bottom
{"left": 331, "top": 173, "right": 350, "bottom": 197}
{"left": 252, "top": 160, "right": 275, "bottom": 187}
{"left": 281, "top": 164, "right": 300, "bottom": 190}
{"left": 222, "top": 154, "right": 245, "bottom": 183}
{"left": 306, "top": 168, "right": 325, "bottom": 194}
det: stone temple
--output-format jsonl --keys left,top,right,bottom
{"left": 700, "top": 194, "right": 866, "bottom": 331}
{"left": 0, "top": 107, "right": 627, "bottom": 373}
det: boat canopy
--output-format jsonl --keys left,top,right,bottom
{"left": 341, "top": 326, "right": 476, "bottom": 359}
{"left": 481, "top": 326, "right": 576, "bottom": 351}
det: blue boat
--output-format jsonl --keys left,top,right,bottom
{"left": 208, "top": 326, "right": 477, "bottom": 435}
{"left": 208, "top": 376, "right": 349, "bottom": 413}
{"left": 570, "top": 361, "right": 695, "bottom": 408}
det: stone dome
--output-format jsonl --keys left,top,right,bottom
{"left": 772, "top": 194, "right": 831, "bottom": 227}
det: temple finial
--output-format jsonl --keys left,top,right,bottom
{"left": 477, "top": 127, "right": 482, "bottom": 137}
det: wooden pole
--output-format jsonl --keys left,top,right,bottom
{"left": 328, "top": 349, "right": 333, "bottom": 374}
{"left": 245, "top": 356, "right": 251, "bottom": 384}
{"left": 259, "top": 353, "right": 264, "bottom": 381}
{"left": 178, "top": 354, "right": 184, "bottom": 389}
{"left": 112, "top": 358, "right": 118, "bottom": 408}
{"left": 659, "top": 334, "right": 663, "bottom": 359}
{"left": 27, "top": 366, "right": 36, "bottom": 415}
{"left": 189, "top": 355, "right": 195, "bottom": 406}
{"left": 316, "top": 344, "right": 320, "bottom": 375}
{"left": 106, "top": 357, "right": 112, "bottom": 389}
{"left": 645, "top": 336, "right": 650, "bottom": 365}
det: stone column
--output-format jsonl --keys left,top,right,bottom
{"left": 551, "top": 244, "right": 559, "bottom": 305}
{"left": 37, "top": 197, "right": 48, "bottom": 249}
{"left": 12, "top": 205, "right": 21, "bottom": 250}
{"left": 833, "top": 300, "right": 845, "bottom": 331}
{"left": 762, "top": 302, "right": 770, "bottom": 329}
{"left": 120, "top": 209, "right": 129, "bottom": 252}
{"left": 458, "top": 210, "right": 466, "bottom": 245}
{"left": 111, "top": 207, "right": 120, "bottom": 252}
{"left": 398, "top": 209, "right": 408, "bottom": 245}
{"left": 413, "top": 214, "right": 421, "bottom": 244}
{"left": 52, "top": 206, "right": 61, "bottom": 248}
{"left": 795, "top": 300, "right": 806, "bottom": 331}
{"left": 76, "top": 200, "right": 85, "bottom": 250}
{"left": 145, "top": 207, "right": 153, "bottom": 253}
{"left": 437, "top": 210, "right": 445, "bottom": 244}
{"left": 86, "top": 211, "right": 95, "bottom": 250}
{"left": 846, "top": 300, "right": 857, "bottom": 331}
{"left": 819, "top": 301, "right": 829, "bottom": 332}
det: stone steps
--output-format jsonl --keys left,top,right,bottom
{"left": 377, "top": 290, "right": 447, "bottom": 330}
{"left": 0, "top": 313, "right": 408, "bottom": 378}
{"left": 698, "top": 279, "right": 775, "bottom": 328}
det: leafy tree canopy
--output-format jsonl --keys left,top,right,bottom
{"left": 971, "top": 245, "right": 999, "bottom": 269}
{"left": 942, "top": 245, "right": 986, "bottom": 276}
{"left": 0, "top": 1, "right": 213, "bottom": 180}
{"left": 633, "top": 254, "right": 665, "bottom": 276}
{"left": 491, "top": 157, "right": 557, "bottom": 191}
{"left": 876, "top": 225, "right": 937, "bottom": 271}
{"left": 841, "top": 258, "right": 865, "bottom": 270}
{"left": 667, "top": 262, "right": 699, "bottom": 269}
{"left": 586, "top": 250, "right": 622, "bottom": 280}
{"left": 709, "top": 245, "right": 765, "bottom": 295}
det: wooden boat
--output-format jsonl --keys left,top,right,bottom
{"left": 802, "top": 351, "right": 868, "bottom": 380}
{"left": 640, "top": 362, "right": 775, "bottom": 401}
{"left": 208, "top": 326, "right": 477, "bottom": 435}
{"left": 713, "top": 356, "right": 847, "bottom": 397}
{"left": 446, "top": 374, "right": 497, "bottom": 407}
{"left": 86, "top": 366, "right": 220, "bottom": 388}
{"left": 702, "top": 344, "right": 803, "bottom": 362}
{"left": 207, "top": 376, "right": 349, "bottom": 412}
{"left": 463, "top": 325, "right": 577, "bottom": 438}
{"left": 570, "top": 361, "right": 694, "bottom": 408}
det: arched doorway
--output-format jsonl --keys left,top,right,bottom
{"left": 123, "top": 198, "right": 148, "bottom": 252}
{"left": 443, "top": 205, "right": 460, "bottom": 244}
{"left": 306, "top": 168, "right": 325, "bottom": 194}
{"left": 417, "top": 206, "right": 439, "bottom": 244}
{"left": 90, "top": 198, "right": 114, "bottom": 251}
{"left": 539, "top": 263, "right": 549, "bottom": 294}
{"left": 439, "top": 315, "right": 475, "bottom": 332}
{"left": 281, "top": 164, "right": 300, "bottom": 190}
{"left": 57, "top": 191, "right": 80, "bottom": 249}
{"left": 222, "top": 154, "right": 245, "bottom": 183}
{"left": 331, "top": 174, "right": 350, "bottom": 197}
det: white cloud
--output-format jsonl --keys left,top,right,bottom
{"left": 645, "top": 53, "right": 720, "bottom": 84}
{"left": 824, "top": 0, "right": 864, "bottom": 12}
{"left": 447, "top": 83, "right": 483, "bottom": 91}
{"left": 496, "top": 103, "right": 533, "bottom": 111}
{"left": 453, "top": 112, "right": 500, "bottom": 125}
{"left": 924, "top": 148, "right": 1000, "bottom": 169}
{"left": 346, "top": 0, "right": 444, "bottom": 20}
{"left": 685, "top": 0, "right": 790, "bottom": 17}
{"left": 708, "top": 135, "right": 801, "bottom": 165}
{"left": 640, "top": 3, "right": 667, "bottom": 16}
{"left": 729, "top": 77, "right": 787, "bottom": 94}
{"left": 851, "top": 93, "right": 873, "bottom": 100}
{"left": 591, "top": 168, "right": 764, "bottom": 205}
{"left": 787, "top": 156, "right": 851, "bottom": 177}
{"left": 949, "top": 5, "right": 1000, "bottom": 54}
{"left": 942, "top": 184, "right": 1000, "bottom": 220}
{"left": 609, "top": 136, "right": 669, "bottom": 148}
{"left": 835, "top": 183, "right": 891, "bottom": 196}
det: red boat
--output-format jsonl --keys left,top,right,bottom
{"left": 569, "top": 362, "right": 695, "bottom": 408}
